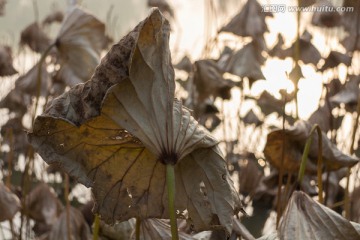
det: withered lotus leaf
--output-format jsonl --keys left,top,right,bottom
{"left": 241, "top": 109, "right": 263, "bottom": 127}
{"left": 220, "top": 0, "right": 272, "bottom": 38}
{"left": 174, "top": 55, "right": 192, "bottom": 73}
{"left": 319, "top": 51, "right": 352, "bottom": 72}
{"left": 47, "top": 206, "right": 91, "bottom": 240}
{"left": 311, "top": 0, "right": 341, "bottom": 28}
{"left": 263, "top": 120, "right": 359, "bottom": 173}
{"left": 194, "top": 59, "right": 236, "bottom": 102}
{"left": 283, "top": 30, "right": 321, "bottom": 66}
{"left": 224, "top": 40, "right": 266, "bottom": 86}
{"left": 0, "top": 87, "right": 31, "bottom": 116}
{"left": 330, "top": 76, "right": 360, "bottom": 112}
{"left": 341, "top": 0, "right": 360, "bottom": 33}
{"left": 15, "top": 62, "right": 50, "bottom": 96}
{"left": 20, "top": 22, "right": 51, "bottom": 53}
{"left": 25, "top": 183, "right": 63, "bottom": 225}
{"left": 42, "top": 10, "right": 64, "bottom": 25}
{"left": 351, "top": 186, "right": 360, "bottom": 223}
{"left": 148, "top": 0, "right": 174, "bottom": 19}
{"left": 55, "top": 7, "right": 106, "bottom": 83}
{"left": 308, "top": 102, "right": 343, "bottom": 133}
{"left": 0, "top": 183, "right": 21, "bottom": 222}
{"left": 29, "top": 9, "right": 240, "bottom": 233}
{"left": 341, "top": 34, "right": 360, "bottom": 53}
{"left": 135, "top": 219, "right": 195, "bottom": 239}
{"left": 278, "top": 191, "right": 360, "bottom": 239}
{"left": 0, "top": 45, "right": 18, "bottom": 76}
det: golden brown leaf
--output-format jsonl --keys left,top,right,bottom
{"left": 263, "top": 120, "right": 359, "bottom": 173}
{"left": 29, "top": 9, "right": 240, "bottom": 234}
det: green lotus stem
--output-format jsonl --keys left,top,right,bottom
{"left": 135, "top": 217, "right": 141, "bottom": 240}
{"left": 32, "top": 43, "right": 55, "bottom": 125}
{"left": 298, "top": 124, "right": 323, "bottom": 204}
{"left": 93, "top": 214, "right": 100, "bottom": 240}
{"left": 166, "top": 164, "right": 179, "bottom": 240}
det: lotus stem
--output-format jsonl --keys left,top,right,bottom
{"left": 298, "top": 124, "right": 323, "bottom": 205}
{"left": 64, "top": 174, "right": 72, "bottom": 240}
{"left": 33, "top": 43, "right": 55, "bottom": 125}
{"left": 345, "top": 94, "right": 360, "bottom": 219}
{"left": 166, "top": 164, "right": 179, "bottom": 240}
{"left": 93, "top": 214, "right": 100, "bottom": 240}
{"left": 276, "top": 95, "right": 287, "bottom": 228}
{"left": 135, "top": 217, "right": 141, "bottom": 240}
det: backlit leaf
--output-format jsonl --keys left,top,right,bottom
{"left": 55, "top": 7, "right": 106, "bottom": 83}
{"left": 194, "top": 59, "right": 236, "bottom": 102}
{"left": 220, "top": 0, "right": 272, "bottom": 38}
{"left": 29, "top": 9, "right": 240, "bottom": 234}
{"left": 330, "top": 75, "right": 360, "bottom": 112}
{"left": 263, "top": 120, "right": 359, "bottom": 173}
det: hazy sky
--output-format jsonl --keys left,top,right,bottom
{"left": 0, "top": 0, "right": 148, "bottom": 47}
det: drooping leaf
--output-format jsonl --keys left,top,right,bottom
{"left": 135, "top": 219, "right": 195, "bottom": 240}
{"left": 283, "top": 30, "right": 321, "bottom": 66}
{"left": 220, "top": 0, "right": 272, "bottom": 38}
{"left": 278, "top": 191, "right": 360, "bottom": 240}
{"left": 0, "top": 45, "right": 18, "bottom": 76}
{"left": 46, "top": 206, "right": 91, "bottom": 240}
{"left": 42, "top": 10, "right": 64, "bottom": 25}
{"left": 321, "top": 168, "right": 347, "bottom": 208}
{"left": 253, "top": 91, "right": 283, "bottom": 117}
{"left": 24, "top": 183, "right": 63, "bottom": 225}
{"left": 330, "top": 75, "right": 360, "bottom": 112}
{"left": 224, "top": 40, "right": 266, "bottom": 86}
{"left": 268, "top": 34, "right": 287, "bottom": 60}
{"left": 308, "top": 102, "right": 344, "bottom": 133}
{"left": 29, "top": 9, "right": 240, "bottom": 234}
{"left": 194, "top": 59, "right": 236, "bottom": 102}
{"left": 0, "top": 117, "right": 29, "bottom": 156}
{"left": 319, "top": 51, "right": 352, "bottom": 71}
{"left": 148, "top": 0, "right": 174, "bottom": 19}
{"left": 263, "top": 120, "right": 359, "bottom": 173}
{"left": 15, "top": 62, "right": 50, "bottom": 96}
{"left": 236, "top": 152, "right": 263, "bottom": 197}
{"left": 0, "top": 183, "right": 21, "bottom": 222}
{"left": 241, "top": 109, "right": 263, "bottom": 127}
{"left": 311, "top": 0, "right": 341, "bottom": 28}
{"left": 55, "top": 7, "right": 106, "bottom": 83}
{"left": 20, "top": 22, "right": 51, "bottom": 53}
{"left": 0, "top": 87, "right": 31, "bottom": 116}
{"left": 196, "top": 101, "right": 221, "bottom": 132}
{"left": 174, "top": 55, "right": 192, "bottom": 73}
